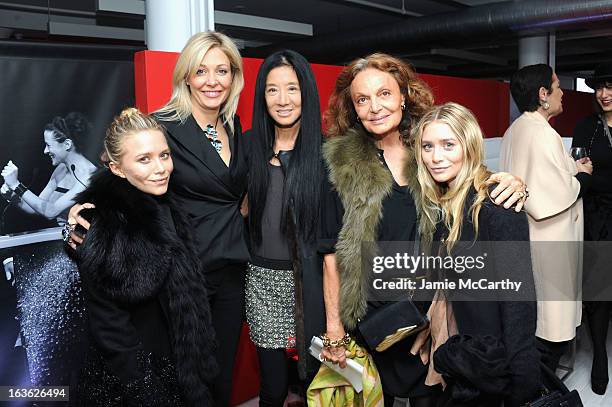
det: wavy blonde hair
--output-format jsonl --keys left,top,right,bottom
{"left": 325, "top": 53, "right": 433, "bottom": 141}
{"left": 155, "top": 31, "right": 244, "bottom": 133}
{"left": 413, "top": 102, "right": 492, "bottom": 252}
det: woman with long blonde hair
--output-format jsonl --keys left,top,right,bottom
{"left": 413, "top": 102, "right": 540, "bottom": 407}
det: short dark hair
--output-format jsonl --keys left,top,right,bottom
{"left": 510, "top": 64, "right": 554, "bottom": 113}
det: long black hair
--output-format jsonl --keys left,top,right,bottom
{"left": 248, "top": 50, "right": 322, "bottom": 245}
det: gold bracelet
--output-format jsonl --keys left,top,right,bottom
{"left": 321, "top": 332, "right": 350, "bottom": 348}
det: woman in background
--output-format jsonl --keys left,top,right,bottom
{"left": 75, "top": 108, "right": 216, "bottom": 406}
{"left": 572, "top": 62, "right": 612, "bottom": 395}
{"left": 499, "top": 63, "right": 592, "bottom": 372}
{"left": 413, "top": 102, "right": 540, "bottom": 407}
{"left": 1, "top": 112, "right": 96, "bottom": 226}
{"left": 245, "top": 49, "right": 325, "bottom": 406}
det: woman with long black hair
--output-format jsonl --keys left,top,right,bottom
{"left": 245, "top": 49, "right": 325, "bottom": 406}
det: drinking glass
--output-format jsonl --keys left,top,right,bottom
{"left": 570, "top": 147, "right": 587, "bottom": 160}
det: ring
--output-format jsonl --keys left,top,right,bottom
{"left": 61, "top": 222, "right": 76, "bottom": 244}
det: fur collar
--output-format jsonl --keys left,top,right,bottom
{"left": 76, "top": 170, "right": 176, "bottom": 300}
{"left": 75, "top": 169, "right": 217, "bottom": 406}
{"left": 323, "top": 126, "right": 420, "bottom": 330}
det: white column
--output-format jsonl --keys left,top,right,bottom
{"left": 145, "top": 0, "right": 215, "bottom": 52}
{"left": 518, "top": 34, "right": 555, "bottom": 68}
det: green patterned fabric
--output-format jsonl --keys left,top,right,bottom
{"left": 307, "top": 340, "right": 383, "bottom": 407}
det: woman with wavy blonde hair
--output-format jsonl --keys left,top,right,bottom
{"left": 156, "top": 31, "right": 244, "bottom": 133}
{"left": 412, "top": 103, "right": 540, "bottom": 407}
{"left": 414, "top": 102, "right": 492, "bottom": 250}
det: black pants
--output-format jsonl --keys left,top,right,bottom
{"left": 206, "top": 264, "right": 246, "bottom": 407}
{"left": 257, "top": 347, "right": 291, "bottom": 407}
{"left": 585, "top": 301, "right": 611, "bottom": 380}
{"left": 536, "top": 337, "right": 570, "bottom": 372}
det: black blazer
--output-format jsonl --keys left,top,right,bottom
{"left": 434, "top": 191, "right": 540, "bottom": 407}
{"left": 162, "top": 115, "right": 250, "bottom": 271}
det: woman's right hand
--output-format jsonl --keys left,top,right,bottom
{"left": 576, "top": 157, "right": 593, "bottom": 175}
{"left": 66, "top": 202, "right": 95, "bottom": 249}
{"left": 320, "top": 328, "right": 348, "bottom": 368}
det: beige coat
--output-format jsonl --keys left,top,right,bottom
{"left": 500, "top": 111, "right": 583, "bottom": 342}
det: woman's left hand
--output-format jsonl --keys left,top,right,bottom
{"left": 486, "top": 172, "right": 528, "bottom": 212}
{"left": 1, "top": 161, "right": 19, "bottom": 189}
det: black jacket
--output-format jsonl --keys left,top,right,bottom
{"left": 161, "top": 114, "right": 250, "bottom": 271}
{"left": 74, "top": 170, "right": 217, "bottom": 406}
{"left": 433, "top": 191, "right": 540, "bottom": 407}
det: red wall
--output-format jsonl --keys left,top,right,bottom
{"left": 421, "top": 73, "right": 510, "bottom": 138}
{"left": 551, "top": 89, "right": 596, "bottom": 137}
{"left": 134, "top": 50, "right": 596, "bottom": 139}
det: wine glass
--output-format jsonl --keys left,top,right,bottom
{"left": 570, "top": 147, "right": 587, "bottom": 160}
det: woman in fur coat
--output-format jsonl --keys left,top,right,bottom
{"left": 73, "top": 108, "right": 217, "bottom": 406}
{"left": 318, "top": 53, "right": 529, "bottom": 407}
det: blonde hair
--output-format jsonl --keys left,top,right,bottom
{"left": 412, "top": 102, "right": 492, "bottom": 252}
{"left": 155, "top": 31, "right": 244, "bottom": 133}
{"left": 325, "top": 53, "right": 434, "bottom": 141}
{"left": 102, "top": 107, "right": 164, "bottom": 165}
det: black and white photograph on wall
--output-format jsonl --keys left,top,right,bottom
{"left": 0, "top": 49, "right": 134, "bottom": 396}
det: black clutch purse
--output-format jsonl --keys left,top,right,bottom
{"left": 357, "top": 299, "right": 429, "bottom": 352}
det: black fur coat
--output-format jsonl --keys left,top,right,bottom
{"left": 74, "top": 169, "right": 217, "bottom": 406}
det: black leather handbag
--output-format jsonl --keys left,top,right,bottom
{"left": 525, "top": 364, "right": 583, "bottom": 407}
{"left": 357, "top": 299, "right": 429, "bottom": 352}
{"left": 525, "top": 390, "right": 582, "bottom": 407}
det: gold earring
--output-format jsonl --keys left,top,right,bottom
{"left": 542, "top": 101, "right": 550, "bottom": 110}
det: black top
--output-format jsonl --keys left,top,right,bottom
{"left": 318, "top": 151, "right": 426, "bottom": 398}
{"left": 162, "top": 115, "right": 250, "bottom": 271}
{"left": 573, "top": 114, "right": 612, "bottom": 195}
{"left": 251, "top": 163, "right": 292, "bottom": 267}
{"left": 318, "top": 150, "right": 418, "bottom": 253}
